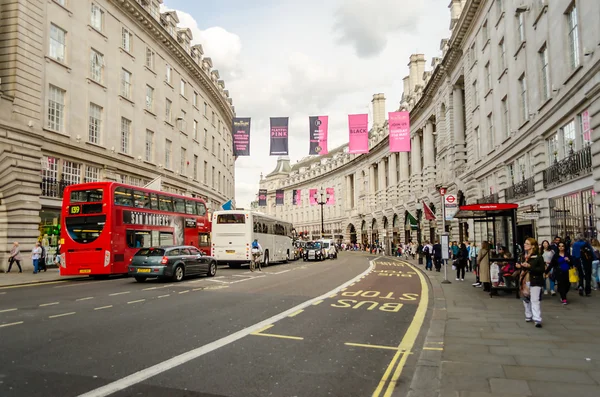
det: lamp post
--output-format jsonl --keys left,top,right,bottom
{"left": 313, "top": 187, "right": 330, "bottom": 238}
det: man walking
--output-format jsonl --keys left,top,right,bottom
{"left": 572, "top": 234, "right": 596, "bottom": 297}
{"left": 433, "top": 240, "right": 442, "bottom": 272}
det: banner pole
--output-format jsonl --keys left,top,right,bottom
{"left": 441, "top": 192, "right": 451, "bottom": 284}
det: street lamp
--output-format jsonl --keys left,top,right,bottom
{"left": 313, "top": 187, "right": 331, "bottom": 239}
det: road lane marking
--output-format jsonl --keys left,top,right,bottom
{"left": 207, "top": 279, "right": 229, "bottom": 284}
{"left": 77, "top": 259, "right": 375, "bottom": 397}
{"left": 109, "top": 291, "right": 130, "bottom": 296}
{"left": 233, "top": 274, "right": 254, "bottom": 278}
{"left": 251, "top": 324, "right": 274, "bottom": 334}
{"left": 127, "top": 299, "right": 146, "bottom": 304}
{"left": 157, "top": 294, "right": 170, "bottom": 298}
{"left": 252, "top": 332, "right": 304, "bottom": 341}
{"left": 328, "top": 293, "right": 337, "bottom": 298}
{"left": 270, "top": 270, "right": 291, "bottom": 275}
{"left": 76, "top": 297, "right": 94, "bottom": 301}
{"left": 178, "top": 290, "right": 189, "bottom": 294}
{"left": 142, "top": 287, "right": 158, "bottom": 291}
{"left": 39, "top": 302, "right": 60, "bottom": 307}
{"left": 372, "top": 258, "right": 429, "bottom": 397}
{"left": 423, "top": 347, "right": 444, "bottom": 351}
{"left": 345, "top": 342, "right": 399, "bottom": 351}
{"left": 288, "top": 309, "right": 304, "bottom": 318}
{"left": 312, "top": 300, "right": 324, "bottom": 306}
{"left": 0, "top": 292, "right": 6, "bottom": 294}
{"left": 94, "top": 305, "right": 112, "bottom": 311}
{"left": 49, "top": 312, "right": 76, "bottom": 318}
{"left": 0, "top": 280, "right": 68, "bottom": 290}
{"left": 0, "top": 308, "right": 18, "bottom": 313}
{"left": 0, "top": 321, "right": 23, "bottom": 328}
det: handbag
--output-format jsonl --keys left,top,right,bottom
{"left": 569, "top": 267, "right": 579, "bottom": 284}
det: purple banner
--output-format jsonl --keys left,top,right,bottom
{"left": 388, "top": 111, "right": 411, "bottom": 152}
{"left": 309, "top": 116, "right": 329, "bottom": 155}
{"left": 270, "top": 117, "right": 289, "bottom": 155}
{"left": 348, "top": 114, "right": 369, "bottom": 154}
{"left": 258, "top": 189, "right": 267, "bottom": 207}
{"left": 326, "top": 188, "right": 335, "bottom": 205}
{"left": 232, "top": 118, "right": 251, "bottom": 156}
{"left": 275, "top": 189, "right": 284, "bottom": 205}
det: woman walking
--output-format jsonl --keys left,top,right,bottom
{"left": 548, "top": 241, "right": 572, "bottom": 305}
{"left": 477, "top": 241, "right": 491, "bottom": 291}
{"left": 591, "top": 238, "right": 600, "bottom": 290}
{"left": 455, "top": 243, "right": 469, "bottom": 281}
{"left": 7, "top": 242, "right": 23, "bottom": 273}
{"left": 517, "top": 238, "right": 545, "bottom": 327}
{"left": 31, "top": 241, "right": 42, "bottom": 274}
{"left": 541, "top": 240, "right": 556, "bottom": 296}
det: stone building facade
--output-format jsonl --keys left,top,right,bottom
{"left": 0, "top": 0, "right": 235, "bottom": 270}
{"left": 259, "top": 0, "right": 600, "bottom": 252}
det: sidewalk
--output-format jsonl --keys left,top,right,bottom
{"left": 0, "top": 267, "right": 83, "bottom": 287}
{"left": 405, "top": 258, "right": 600, "bottom": 397}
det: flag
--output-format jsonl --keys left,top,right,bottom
{"left": 388, "top": 111, "right": 411, "bottom": 152}
{"left": 309, "top": 116, "right": 329, "bottom": 155}
{"left": 348, "top": 114, "right": 369, "bottom": 154}
{"left": 326, "top": 187, "right": 335, "bottom": 205}
{"left": 221, "top": 200, "right": 234, "bottom": 210}
{"left": 309, "top": 188, "right": 318, "bottom": 205}
{"left": 232, "top": 118, "right": 251, "bottom": 156}
{"left": 423, "top": 201, "right": 436, "bottom": 220}
{"left": 275, "top": 189, "right": 284, "bottom": 205}
{"left": 270, "top": 117, "right": 289, "bottom": 155}
{"left": 258, "top": 189, "right": 267, "bottom": 206}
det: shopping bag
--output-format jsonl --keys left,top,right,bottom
{"left": 569, "top": 267, "right": 579, "bottom": 284}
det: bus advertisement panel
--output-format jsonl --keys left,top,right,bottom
{"left": 211, "top": 210, "right": 293, "bottom": 268}
{"left": 60, "top": 182, "right": 211, "bottom": 276}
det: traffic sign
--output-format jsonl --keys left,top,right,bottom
{"left": 444, "top": 194, "right": 458, "bottom": 221}
{"left": 439, "top": 187, "right": 447, "bottom": 196}
{"left": 445, "top": 194, "right": 456, "bottom": 205}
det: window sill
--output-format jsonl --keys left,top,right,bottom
{"left": 472, "top": 104, "right": 480, "bottom": 114}
{"left": 144, "top": 65, "right": 156, "bottom": 76}
{"left": 518, "top": 119, "right": 530, "bottom": 130}
{"left": 85, "top": 141, "right": 106, "bottom": 150}
{"left": 118, "top": 152, "right": 134, "bottom": 159}
{"left": 165, "top": 121, "right": 174, "bottom": 128}
{"left": 563, "top": 64, "right": 583, "bottom": 86}
{"left": 118, "top": 95, "right": 134, "bottom": 105}
{"left": 44, "top": 56, "right": 71, "bottom": 72}
{"left": 180, "top": 94, "right": 188, "bottom": 101}
{"left": 180, "top": 130, "right": 188, "bottom": 136}
{"left": 143, "top": 160, "right": 155, "bottom": 166}
{"left": 501, "top": 135, "right": 511, "bottom": 145}
{"left": 498, "top": 68, "right": 508, "bottom": 81}
{"left": 482, "top": 39, "right": 490, "bottom": 52}
{"left": 495, "top": 11, "right": 504, "bottom": 28}
{"left": 484, "top": 88, "right": 493, "bottom": 99}
{"left": 193, "top": 139, "right": 200, "bottom": 145}
{"left": 533, "top": 5, "right": 548, "bottom": 28}
{"left": 203, "top": 115, "right": 209, "bottom": 121}
{"left": 86, "top": 78, "right": 107, "bottom": 90}
{"left": 537, "top": 97, "right": 552, "bottom": 112}
{"left": 88, "top": 25, "right": 108, "bottom": 40}
{"left": 469, "top": 60, "right": 477, "bottom": 71}
{"left": 514, "top": 40, "right": 526, "bottom": 58}
{"left": 193, "top": 105, "right": 200, "bottom": 111}
{"left": 165, "top": 81, "right": 174, "bottom": 89}
{"left": 120, "top": 48, "right": 135, "bottom": 61}
{"left": 203, "top": 145, "right": 209, "bottom": 151}
{"left": 144, "top": 108, "right": 156, "bottom": 117}
{"left": 51, "top": 0, "right": 73, "bottom": 16}
{"left": 43, "top": 127, "right": 68, "bottom": 137}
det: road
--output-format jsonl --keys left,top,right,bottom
{"left": 0, "top": 253, "right": 431, "bottom": 397}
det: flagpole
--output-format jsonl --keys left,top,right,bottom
{"left": 439, "top": 186, "right": 451, "bottom": 284}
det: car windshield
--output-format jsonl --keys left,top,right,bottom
{"left": 135, "top": 248, "right": 165, "bottom": 256}
{"left": 306, "top": 242, "right": 321, "bottom": 249}
{"left": 322, "top": 242, "right": 329, "bottom": 248}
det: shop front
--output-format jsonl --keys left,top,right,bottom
{"left": 549, "top": 188, "right": 597, "bottom": 240}
{"left": 39, "top": 207, "right": 61, "bottom": 265}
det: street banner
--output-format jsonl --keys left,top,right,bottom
{"left": 423, "top": 201, "right": 436, "bottom": 220}
{"left": 348, "top": 114, "right": 369, "bottom": 154}
{"left": 275, "top": 189, "right": 284, "bottom": 205}
{"left": 297, "top": 189, "right": 302, "bottom": 205}
{"left": 444, "top": 194, "right": 458, "bottom": 221}
{"left": 326, "top": 187, "right": 335, "bottom": 205}
{"left": 221, "top": 200, "right": 234, "bottom": 211}
{"left": 292, "top": 189, "right": 297, "bottom": 205}
{"left": 258, "top": 189, "right": 267, "bottom": 206}
{"left": 388, "top": 111, "right": 411, "bottom": 152}
{"left": 309, "top": 188, "right": 318, "bottom": 205}
{"left": 582, "top": 110, "right": 591, "bottom": 142}
{"left": 270, "top": 117, "right": 289, "bottom": 155}
{"left": 309, "top": 116, "right": 329, "bottom": 155}
{"left": 232, "top": 118, "right": 251, "bottom": 156}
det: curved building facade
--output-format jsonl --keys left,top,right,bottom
{"left": 0, "top": 0, "right": 235, "bottom": 269}
{"left": 259, "top": 0, "right": 600, "bottom": 252}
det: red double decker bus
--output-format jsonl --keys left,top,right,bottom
{"left": 59, "top": 182, "right": 211, "bottom": 276}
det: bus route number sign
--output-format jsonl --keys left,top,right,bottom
{"left": 70, "top": 205, "right": 81, "bottom": 215}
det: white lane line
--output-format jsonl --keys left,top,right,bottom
{"left": 39, "top": 302, "right": 60, "bottom": 307}
{"left": 109, "top": 291, "right": 130, "bottom": 296}
{"left": 178, "top": 290, "right": 189, "bottom": 294}
{"left": 0, "top": 308, "right": 18, "bottom": 313}
{"left": 142, "top": 287, "right": 158, "bottom": 291}
{"left": 229, "top": 278, "right": 259, "bottom": 284}
{"left": 49, "top": 312, "right": 76, "bottom": 318}
{"left": 94, "top": 305, "right": 112, "bottom": 311}
{"left": 157, "top": 294, "right": 170, "bottom": 298}
{"left": 232, "top": 274, "right": 255, "bottom": 278}
{"left": 207, "top": 279, "right": 229, "bottom": 284}
{"left": 127, "top": 299, "right": 145, "bottom": 304}
{"left": 0, "top": 321, "right": 23, "bottom": 328}
{"left": 77, "top": 260, "right": 375, "bottom": 397}
{"left": 270, "top": 269, "right": 291, "bottom": 275}
{"left": 0, "top": 292, "right": 7, "bottom": 295}
{"left": 76, "top": 297, "right": 94, "bottom": 301}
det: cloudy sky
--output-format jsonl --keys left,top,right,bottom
{"left": 161, "top": 0, "right": 449, "bottom": 208}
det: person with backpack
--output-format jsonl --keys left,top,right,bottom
{"left": 250, "top": 239, "right": 263, "bottom": 272}
{"left": 572, "top": 234, "right": 596, "bottom": 297}
{"left": 423, "top": 241, "right": 433, "bottom": 271}
{"left": 432, "top": 240, "right": 442, "bottom": 272}
{"left": 547, "top": 241, "right": 572, "bottom": 305}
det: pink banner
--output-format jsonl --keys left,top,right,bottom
{"left": 326, "top": 188, "right": 335, "bottom": 205}
{"left": 388, "top": 111, "right": 411, "bottom": 152}
{"left": 348, "top": 114, "right": 369, "bottom": 154}
{"left": 309, "top": 188, "right": 318, "bottom": 205}
{"left": 296, "top": 189, "right": 302, "bottom": 205}
{"left": 582, "top": 110, "right": 591, "bottom": 142}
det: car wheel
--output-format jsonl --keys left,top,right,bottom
{"left": 134, "top": 276, "right": 146, "bottom": 283}
{"left": 207, "top": 261, "right": 217, "bottom": 277}
{"left": 172, "top": 265, "right": 184, "bottom": 282}
{"left": 264, "top": 252, "right": 270, "bottom": 267}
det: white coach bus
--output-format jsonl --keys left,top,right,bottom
{"left": 211, "top": 210, "right": 294, "bottom": 268}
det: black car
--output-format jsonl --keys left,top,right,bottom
{"left": 303, "top": 241, "right": 325, "bottom": 261}
{"left": 128, "top": 245, "right": 217, "bottom": 282}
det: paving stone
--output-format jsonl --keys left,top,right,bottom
{"left": 528, "top": 380, "right": 600, "bottom": 396}
{"left": 503, "top": 365, "right": 596, "bottom": 384}
{"left": 489, "top": 346, "right": 552, "bottom": 357}
{"left": 441, "top": 361, "right": 505, "bottom": 378}
{"left": 457, "top": 392, "right": 530, "bottom": 397}
{"left": 588, "top": 371, "right": 600, "bottom": 384}
{"left": 444, "top": 343, "right": 489, "bottom": 354}
{"left": 489, "top": 378, "right": 532, "bottom": 396}
{"left": 514, "top": 355, "right": 599, "bottom": 371}
{"left": 441, "top": 376, "right": 491, "bottom": 393}
{"left": 445, "top": 337, "right": 507, "bottom": 346}
{"left": 443, "top": 352, "right": 517, "bottom": 365}
{"left": 550, "top": 348, "right": 600, "bottom": 360}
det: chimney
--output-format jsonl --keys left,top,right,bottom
{"left": 371, "top": 93, "right": 386, "bottom": 128}
{"left": 416, "top": 54, "right": 426, "bottom": 87}
{"left": 403, "top": 76, "right": 410, "bottom": 95}
{"left": 408, "top": 54, "right": 425, "bottom": 93}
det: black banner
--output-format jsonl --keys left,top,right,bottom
{"left": 292, "top": 189, "right": 297, "bottom": 205}
{"left": 275, "top": 189, "right": 284, "bottom": 205}
{"left": 232, "top": 117, "right": 251, "bottom": 156}
{"left": 258, "top": 189, "right": 267, "bottom": 206}
{"left": 185, "top": 218, "right": 197, "bottom": 228}
{"left": 270, "top": 117, "right": 289, "bottom": 155}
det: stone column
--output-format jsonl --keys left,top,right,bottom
{"left": 423, "top": 121, "right": 435, "bottom": 189}
{"left": 345, "top": 175, "right": 352, "bottom": 210}
{"left": 453, "top": 86, "right": 466, "bottom": 169}
{"left": 398, "top": 152, "right": 410, "bottom": 199}
{"left": 388, "top": 153, "right": 397, "bottom": 203}
{"left": 411, "top": 134, "right": 422, "bottom": 198}
{"left": 378, "top": 159, "right": 387, "bottom": 206}
{"left": 369, "top": 165, "right": 376, "bottom": 209}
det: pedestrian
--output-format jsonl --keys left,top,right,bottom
{"left": 477, "top": 241, "right": 491, "bottom": 291}
{"left": 471, "top": 242, "right": 480, "bottom": 286}
{"left": 451, "top": 241, "right": 459, "bottom": 259}
{"left": 591, "top": 238, "right": 600, "bottom": 290}
{"left": 31, "top": 241, "right": 42, "bottom": 274}
{"left": 433, "top": 240, "right": 442, "bottom": 272}
{"left": 516, "top": 237, "right": 545, "bottom": 327}
{"left": 7, "top": 241, "right": 23, "bottom": 273}
{"left": 423, "top": 241, "right": 433, "bottom": 271}
{"left": 39, "top": 243, "right": 48, "bottom": 272}
{"left": 455, "top": 243, "right": 468, "bottom": 281}
{"left": 548, "top": 241, "right": 572, "bottom": 305}
{"left": 571, "top": 234, "right": 595, "bottom": 297}
{"left": 541, "top": 240, "right": 555, "bottom": 296}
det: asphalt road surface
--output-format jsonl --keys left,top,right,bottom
{"left": 0, "top": 253, "right": 431, "bottom": 397}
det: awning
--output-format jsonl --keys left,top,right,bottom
{"left": 454, "top": 203, "right": 519, "bottom": 219}
{"left": 405, "top": 212, "right": 418, "bottom": 230}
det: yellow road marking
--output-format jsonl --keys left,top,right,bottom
{"left": 251, "top": 324, "right": 274, "bottom": 334}
{"left": 39, "top": 302, "right": 60, "bottom": 307}
{"left": 251, "top": 332, "right": 304, "bottom": 341}
{"left": 423, "top": 347, "right": 444, "bottom": 351}
{"left": 109, "top": 291, "right": 130, "bottom": 296}
{"left": 179, "top": 290, "right": 190, "bottom": 294}
{"left": 288, "top": 309, "right": 304, "bottom": 317}
{"left": 0, "top": 321, "right": 23, "bottom": 328}
{"left": 76, "top": 297, "right": 94, "bottom": 301}
{"left": 341, "top": 288, "right": 348, "bottom": 291}
{"left": 345, "top": 342, "right": 399, "bottom": 351}
{"left": 49, "top": 312, "right": 76, "bottom": 318}
{"left": 157, "top": 294, "right": 170, "bottom": 298}
{"left": 0, "top": 308, "right": 18, "bottom": 313}
{"left": 312, "top": 300, "right": 324, "bottom": 306}
{"left": 328, "top": 293, "right": 337, "bottom": 298}
{"left": 127, "top": 299, "right": 146, "bottom": 304}
{"left": 94, "top": 305, "right": 112, "bottom": 310}
{"left": 0, "top": 280, "right": 67, "bottom": 290}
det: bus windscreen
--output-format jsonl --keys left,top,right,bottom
{"left": 70, "top": 189, "right": 103, "bottom": 203}
{"left": 217, "top": 214, "right": 245, "bottom": 224}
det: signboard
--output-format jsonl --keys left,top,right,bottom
{"left": 123, "top": 210, "right": 172, "bottom": 226}
{"left": 185, "top": 218, "right": 197, "bottom": 228}
{"left": 439, "top": 187, "right": 447, "bottom": 196}
{"left": 444, "top": 194, "right": 458, "bottom": 221}
{"left": 441, "top": 234, "right": 449, "bottom": 260}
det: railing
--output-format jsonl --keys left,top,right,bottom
{"left": 543, "top": 145, "right": 592, "bottom": 188}
{"left": 505, "top": 176, "right": 535, "bottom": 201}
{"left": 477, "top": 193, "right": 499, "bottom": 204}
{"left": 40, "top": 179, "right": 70, "bottom": 199}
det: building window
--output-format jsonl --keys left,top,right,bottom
{"left": 547, "top": 132, "right": 559, "bottom": 163}
{"left": 145, "top": 130, "right": 154, "bottom": 162}
{"left": 562, "top": 120, "right": 577, "bottom": 151}
{"left": 90, "top": 4, "right": 104, "bottom": 32}
{"left": 470, "top": 42, "right": 476, "bottom": 66}
{"left": 498, "top": 38, "right": 506, "bottom": 72}
{"left": 120, "top": 69, "right": 132, "bottom": 99}
{"left": 487, "top": 113, "right": 495, "bottom": 151}
{"left": 223, "top": 148, "right": 225, "bottom": 163}
{"left": 145, "top": 85, "right": 154, "bottom": 112}
{"left": 180, "top": 148, "right": 186, "bottom": 175}
{"left": 211, "top": 135, "right": 215, "bottom": 154}
{"left": 85, "top": 166, "right": 100, "bottom": 183}
{"left": 120, "top": 117, "right": 131, "bottom": 153}
{"left": 501, "top": 96, "right": 509, "bottom": 137}
{"left": 539, "top": 44, "right": 550, "bottom": 102}
{"left": 578, "top": 111, "right": 592, "bottom": 146}
{"left": 218, "top": 143, "right": 221, "bottom": 161}
{"left": 519, "top": 74, "right": 529, "bottom": 123}
{"left": 165, "top": 139, "right": 172, "bottom": 169}
{"left": 193, "top": 92, "right": 199, "bottom": 107}
{"left": 49, "top": 24, "right": 66, "bottom": 63}
{"left": 482, "top": 20, "right": 489, "bottom": 44}
{"left": 145, "top": 47, "right": 155, "bottom": 69}
{"left": 567, "top": 4, "right": 580, "bottom": 70}
{"left": 474, "top": 126, "right": 481, "bottom": 159}
{"left": 472, "top": 80, "right": 479, "bottom": 107}
{"left": 180, "top": 79, "right": 186, "bottom": 97}
{"left": 121, "top": 27, "right": 132, "bottom": 52}
{"left": 218, "top": 171, "right": 221, "bottom": 190}
{"left": 517, "top": 12, "right": 525, "bottom": 44}
{"left": 496, "top": 0, "right": 503, "bottom": 14}
{"left": 203, "top": 102, "right": 208, "bottom": 116}
{"left": 90, "top": 49, "right": 104, "bottom": 83}
{"left": 62, "top": 161, "right": 81, "bottom": 185}
{"left": 193, "top": 155, "right": 198, "bottom": 180}
{"left": 507, "top": 163, "right": 515, "bottom": 186}
{"left": 203, "top": 160, "right": 208, "bottom": 183}
{"left": 204, "top": 128, "right": 208, "bottom": 148}
{"left": 212, "top": 166, "right": 215, "bottom": 188}
{"left": 88, "top": 103, "right": 102, "bottom": 144}
{"left": 166, "top": 64, "right": 172, "bottom": 84}
{"left": 193, "top": 120, "right": 198, "bottom": 141}
{"left": 47, "top": 85, "right": 65, "bottom": 132}
{"left": 211, "top": 111, "right": 215, "bottom": 125}
{"left": 485, "top": 62, "right": 492, "bottom": 92}
{"left": 165, "top": 98, "right": 172, "bottom": 123}
{"left": 179, "top": 110, "right": 186, "bottom": 132}
{"left": 54, "top": 0, "right": 66, "bottom": 6}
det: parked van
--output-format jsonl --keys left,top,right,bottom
{"left": 320, "top": 239, "right": 337, "bottom": 259}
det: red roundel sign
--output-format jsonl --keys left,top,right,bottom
{"left": 439, "top": 187, "right": 447, "bottom": 195}
{"left": 445, "top": 195, "right": 456, "bottom": 204}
